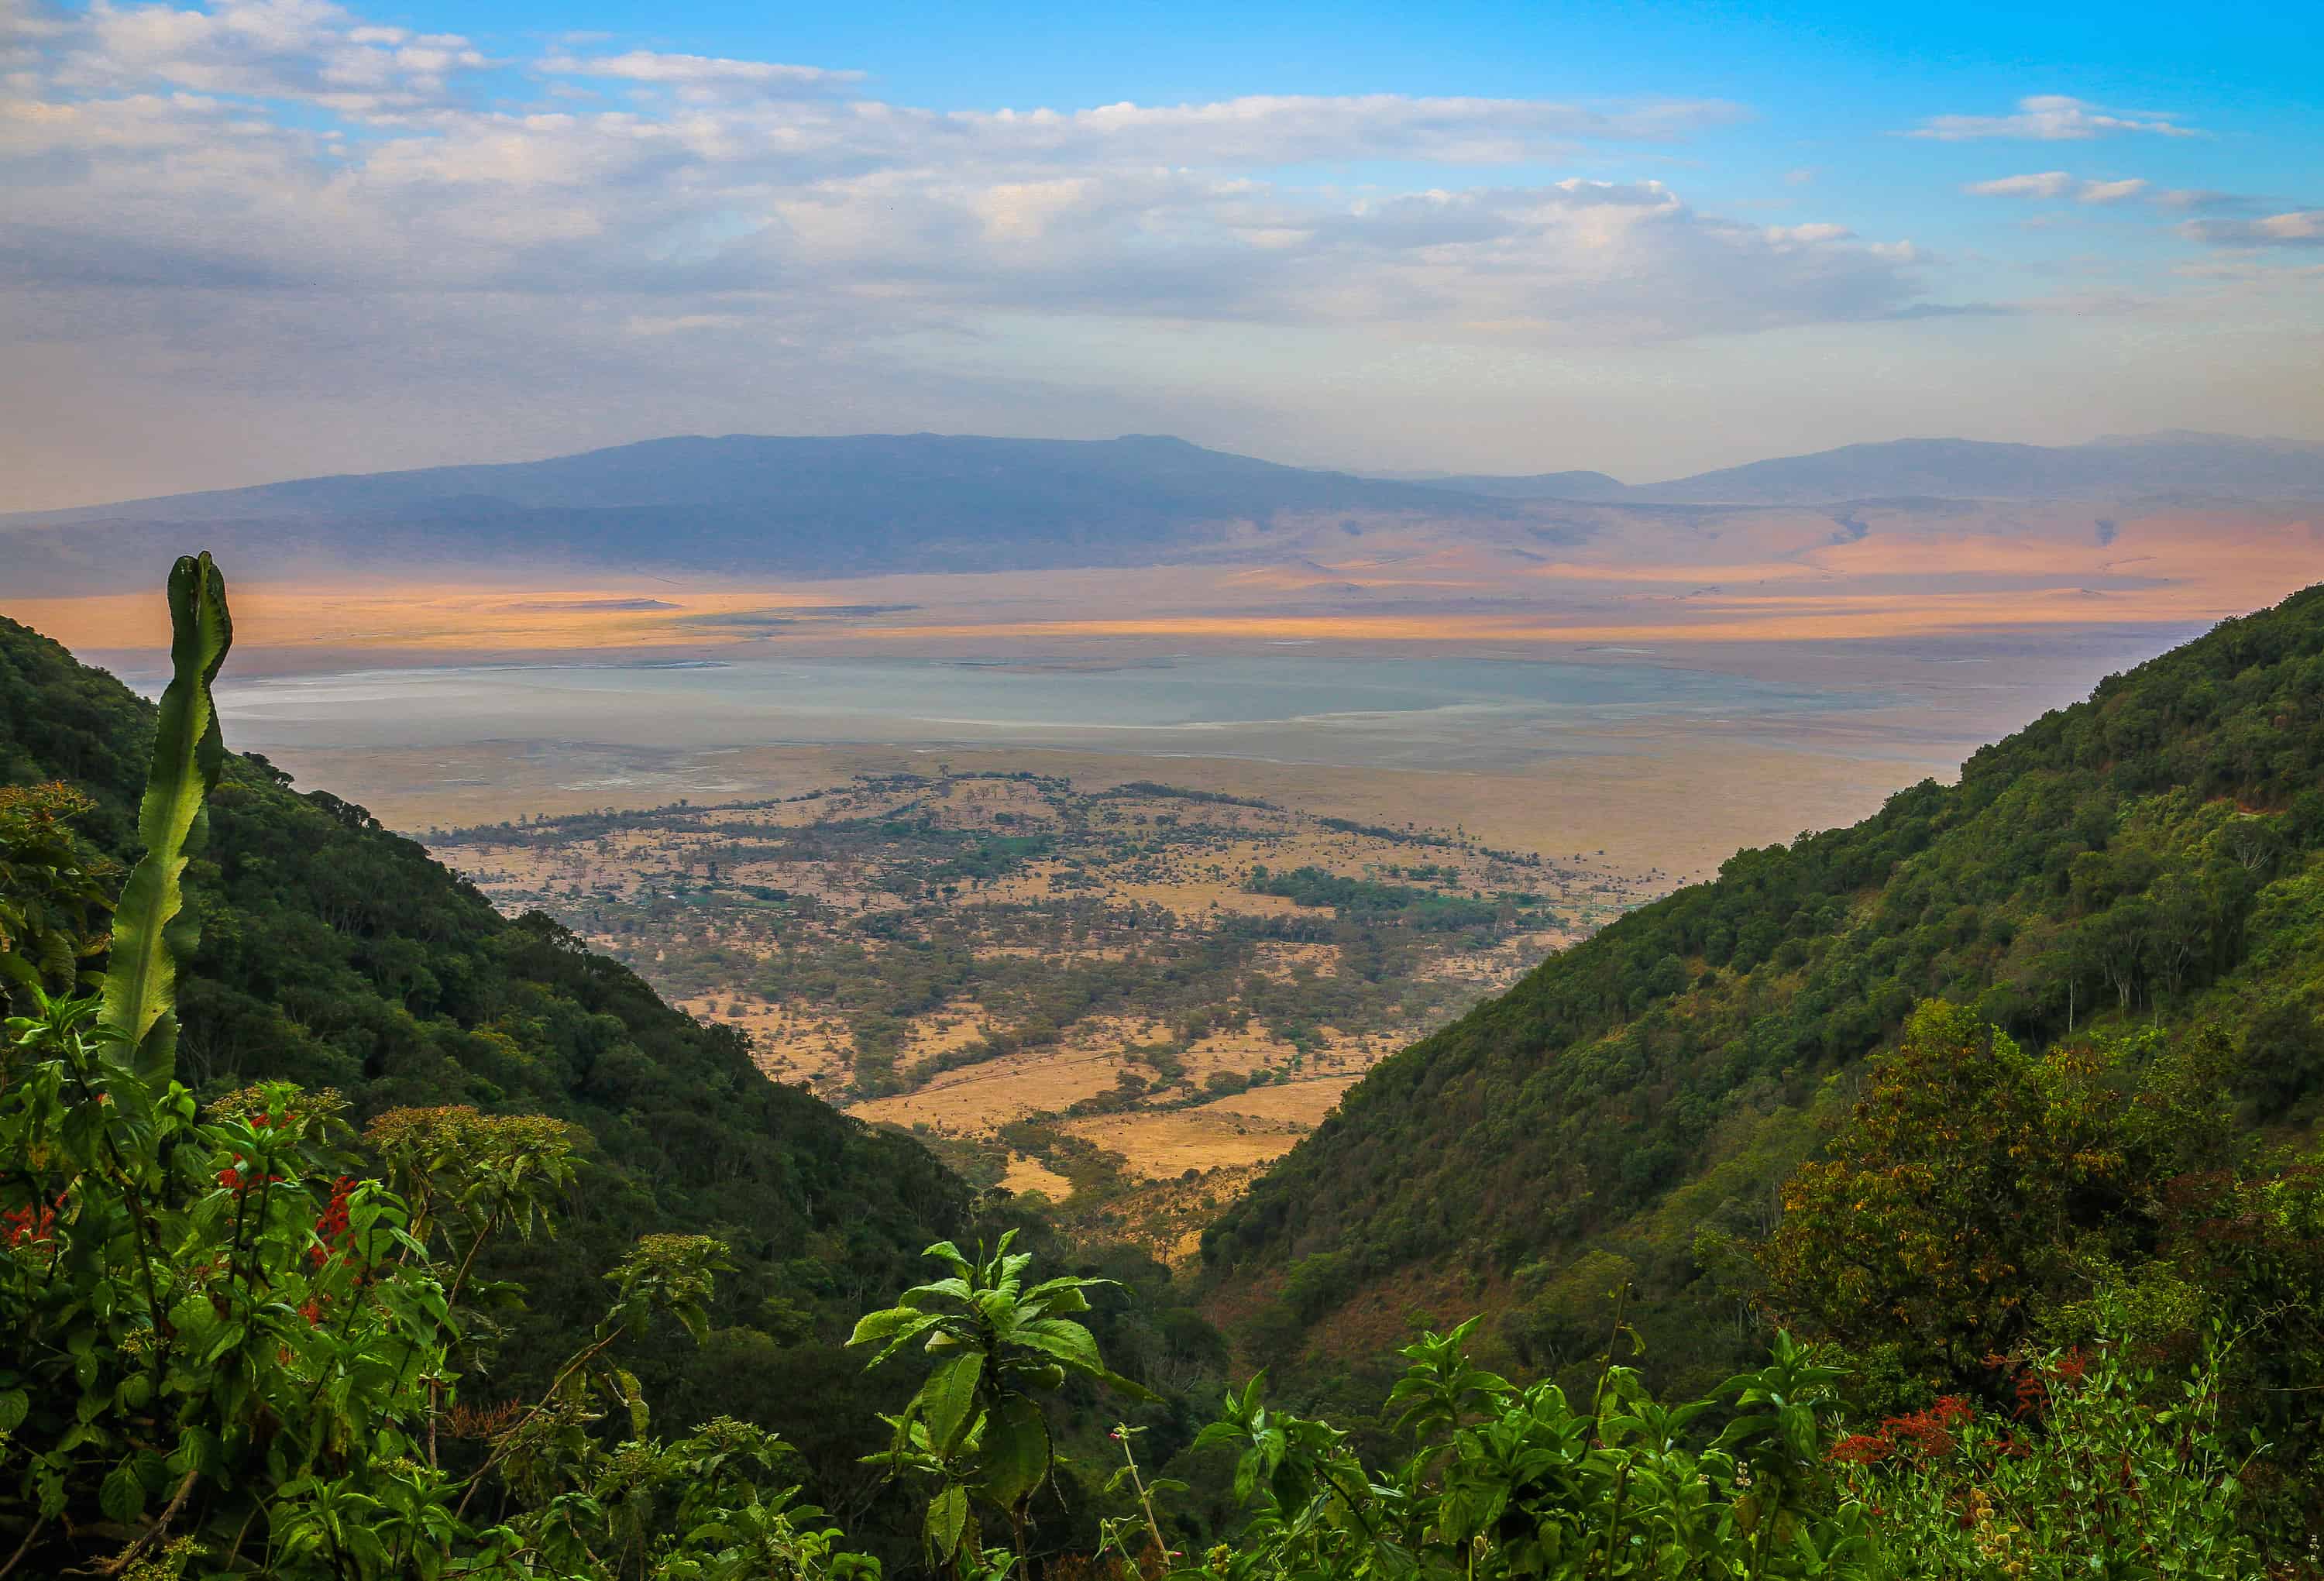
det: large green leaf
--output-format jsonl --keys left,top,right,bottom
{"left": 920, "top": 1352, "right": 983, "bottom": 1456}
{"left": 924, "top": 1482, "right": 968, "bottom": 1561}
{"left": 978, "top": 1394, "right": 1050, "bottom": 1512}
{"left": 98, "top": 551, "right": 232, "bottom": 1083}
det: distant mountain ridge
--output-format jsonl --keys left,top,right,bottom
{"left": 8, "top": 429, "right": 2322, "bottom": 595}
{"left": 0, "top": 433, "right": 1501, "bottom": 593}
{"left": 1418, "top": 431, "right": 2324, "bottom": 506}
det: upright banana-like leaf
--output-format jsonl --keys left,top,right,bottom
{"left": 99, "top": 552, "right": 233, "bottom": 1082}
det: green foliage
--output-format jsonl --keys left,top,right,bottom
{"left": 1247, "top": 867, "right": 1506, "bottom": 933}
{"left": 1754, "top": 1002, "right": 2324, "bottom": 1538}
{"left": 1205, "top": 583, "right": 2324, "bottom": 1408}
{"left": 0, "top": 781, "right": 115, "bottom": 1005}
{"left": 0, "top": 594, "right": 977, "bottom": 1565}
{"left": 1758, "top": 1002, "right": 2223, "bottom": 1369}
{"left": 101, "top": 551, "right": 232, "bottom": 1084}
{"left": 0, "top": 557, "right": 872, "bottom": 1576}
{"left": 1184, "top": 1325, "right": 1874, "bottom": 1579}
{"left": 850, "top": 1231, "right": 1152, "bottom": 1572}
{"left": 0, "top": 975, "right": 880, "bottom": 1578}
{"left": 1838, "top": 1328, "right": 2258, "bottom": 1579}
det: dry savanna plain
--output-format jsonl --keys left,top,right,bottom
{"left": 16, "top": 490, "right": 2324, "bottom": 1257}
{"left": 424, "top": 768, "right": 1647, "bottom": 1262}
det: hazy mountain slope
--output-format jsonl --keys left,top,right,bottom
{"left": 1421, "top": 431, "right": 2324, "bottom": 506}
{"left": 1636, "top": 431, "right": 2324, "bottom": 504}
{"left": 1407, "top": 469, "right": 1633, "bottom": 502}
{"left": 0, "top": 613, "right": 975, "bottom": 1514}
{"left": 0, "top": 433, "right": 1501, "bottom": 593}
{"left": 13, "top": 429, "right": 2318, "bottom": 595}
{"left": 1201, "top": 583, "right": 2324, "bottom": 1389}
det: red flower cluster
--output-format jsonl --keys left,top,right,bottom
{"left": 309, "top": 1176, "right": 356, "bottom": 1268}
{"left": 216, "top": 1155, "right": 285, "bottom": 1194}
{"left": 3, "top": 1194, "right": 64, "bottom": 1249}
{"left": 1988, "top": 1346, "right": 2086, "bottom": 1420}
{"left": 1891, "top": 1396, "right": 1975, "bottom": 1456}
{"left": 2012, "top": 1371, "right": 2047, "bottom": 1418}
{"left": 1827, "top": 1432, "right": 1890, "bottom": 1466}
{"left": 1825, "top": 1396, "right": 1975, "bottom": 1466}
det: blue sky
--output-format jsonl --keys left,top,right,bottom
{"left": 3, "top": 0, "right": 2319, "bottom": 507}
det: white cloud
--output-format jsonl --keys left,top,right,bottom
{"left": 2154, "top": 187, "right": 2243, "bottom": 211}
{"left": 1966, "top": 173, "right": 2178, "bottom": 211}
{"left": 1768, "top": 222, "right": 1852, "bottom": 242}
{"left": 1911, "top": 95, "right": 2198, "bottom": 142}
{"left": 2181, "top": 211, "right": 2324, "bottom": 249}
{"left": 50, "top": 0, "right": 488, "bottom": 112}
{"left": 0, "top": 3, "right": 1904, "bottom": 349}
{"left": 42, "top": 1, "right": 2278, "bottom": 507}
{"left": 538, "top": 50, "right": 861, "bottom": 91}
{"left": 1965, "top": 171, "right": 2073, "bottom": 198}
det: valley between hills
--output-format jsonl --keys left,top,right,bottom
{"left": 422, "top": 766, "right": 1657, "bottom": 1265}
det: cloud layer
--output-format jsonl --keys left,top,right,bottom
{"left": 2, "top": 2, "right": 2318, "bottom": 510}
{"left": 4, "top": 0, "right": 1881, "bottom": 343}
{"left": 1910, "top": 95, "right": 2199, "bottom": 142}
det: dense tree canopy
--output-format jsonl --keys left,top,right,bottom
{"left": 1204, "top": 586, "right": 2324, "bottom": 1411}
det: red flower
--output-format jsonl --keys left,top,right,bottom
{"left": 1827, "top": 1433, "right": 1892, "bottom": 1466}
{"left": 2013, "top": 1373, "right": 2048, "bottom": 1419}
{"left": 1879, "top": 1396, "right": 1974, "bottom": 1459}
{"left": 311, "top": 1177, "right": 358, "bottom": 1266}
{"left": 2, "top": 1196, "right": 62, "bottom": 1249}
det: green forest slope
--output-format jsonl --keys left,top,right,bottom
{"left": 0, "top": 613, "right": 977, "bottom": 1522}
{"left": 1203, "top": 583, "right": 2324, "bottom": 1388}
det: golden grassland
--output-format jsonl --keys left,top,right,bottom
{"left": 428, "top": 768, "right": 1626, "bottom": 1249}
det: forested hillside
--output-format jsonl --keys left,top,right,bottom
{"left": 1205, "top": 583, "right": 2324, "bottom": 1392}
{"left": 0, "top": 611, "right": 981, "bottom": 1531}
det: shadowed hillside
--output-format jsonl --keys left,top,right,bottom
{"left": 0, "top": 610, "right": 980, "bottom": 1531}
{"left": 1203, "top": 583, "right": 2324, "bottom": 1390}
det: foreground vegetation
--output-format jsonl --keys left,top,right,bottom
{"left": 4, "top": 559, "right": 2316, "bottom": 1573}
{"left": 0, "top": 583, "right": 1223, "bottom": 1567}
{"left": 0, "top": 974, "right": 2283, "bottom": 1576}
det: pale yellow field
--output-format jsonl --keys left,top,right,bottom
{"left": 998, "top": 1154, "right": 1074, "bottom": 1200}
{"left": 1203, "top": 1076, "right": 1366, "bottom": 1129}
{"left": 1061, "top": 1106, "right": 1315, "bottom": 1180}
